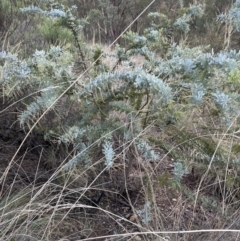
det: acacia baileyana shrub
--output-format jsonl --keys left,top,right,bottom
{"left": 0, "top": 1, "right": 239, "bottom": 188}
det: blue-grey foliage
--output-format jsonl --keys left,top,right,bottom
{"left": 173, "top": 4, "right": 203, "bottom": 33}
{"left": 136, "top": 139, "right": 159, "bottom": 161}
{"left": 1, "top": 0, "right": 239, "bottom": 188}
{"left": 21, "top": 5, "right": 46, "bottom": 14}
{"left": 48, "top": 9, "right": 66, "bottom": 18}
{"left": 173, "top": 161, "right": 189, "bottom": 184}
{"left": 82, "top": 69, "right": 172, "bottom": 106}
{"left": 19, "top": 89, "right": 58, "bottom": 126}
{"left": 64, "top": 142, "right": 90, "bottom": 171}
{"left": 191, "top": 83, "right": 206, "bottom": 105}
{"left": 212, "top": 91, "right": 231, "bottom": 111}
{"left": 188, "top": 4, "right": 204, "bottom": 17}
{"left": 102, "top": 140, "right": 115, "bottom": 169}
{"left": 21, "top": 4, "right": 67, "bottom": 19}
{"left": 174, "top": 14, "right": 191, "bottom": 33}
{"left": 217, "top": 0, "right": 240, "bottom": 32}
{"left": 136, "top": 201, "right": 152, "bottom": 224}
{"left": 59, "top": 126, "right": 86, "bottom": 144}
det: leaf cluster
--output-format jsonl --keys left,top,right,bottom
{"left": 1, "top": 0, "right": 240, "bottom": 200}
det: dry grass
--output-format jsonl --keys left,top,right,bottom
{"left": 1, "top": 123, "right": 240, "bottom": 241}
